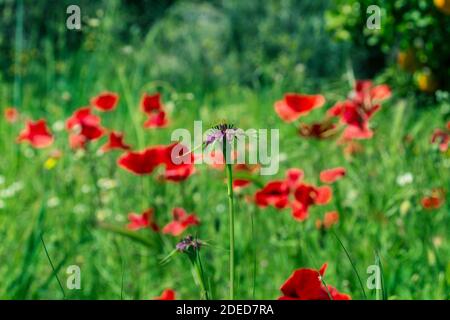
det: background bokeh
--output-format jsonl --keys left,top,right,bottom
{"left": 0, "top": 0, "right": 449, "bottom": 300}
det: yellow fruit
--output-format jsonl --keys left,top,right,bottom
{"left": 434, "top": 0, "right": 450, "bottom": 14}
{"left": 415, "top": 70, "right": 439, "bottom": 93}
{"left": 397, "top": 49, "right": 417, "bottom": 72}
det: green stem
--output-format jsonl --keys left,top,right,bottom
{"left": 226, "top": 162, "right": 235, "bottom": 299}
{"left": 192, "top": 252, "right": 209, "bottom": 300}
{"left": 223, "top": 136, "right": 235, "bottom": 300}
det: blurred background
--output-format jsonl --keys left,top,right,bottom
{"left": 1, "top": 0, "right": 449, "bottom": 107}
{"left": 0, "top": 0, "right": 449, "bottom": 300}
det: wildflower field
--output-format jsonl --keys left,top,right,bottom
{"left": 0, "top": 0, "right": 449, "bottom": 300}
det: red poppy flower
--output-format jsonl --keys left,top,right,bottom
{"left": 4, "top": 107, "right": 19, "bottom": 123}
{"left": 141, "top": 93, "right": 163, "bottom": 114}
{"left": 163, "top": 161, "right": 195, "bottom": 182}
{"left": 290, "top": 200, "right": 310, "bottom": 221}
{"left": 431, "top": 128, "right": 449, "bottom": 152}
{"left": 144, "top": 110, "right": 169, "bottom": 128}
{"left": 421, "top": 189, "right": 445, "bottom": 210}
{"left": 327, "top": 101, "right": 347, "bottom": 117}
{"left": 127, "top": 209, "right": 159, "bottom": 231}
{"left": 162, "top": 207, "right": 200, "bottom": 236}
{"left": 154, "top": 289, "right": 176, "bottom": 300}
{"left": 330, "top": 101, "right": 375, "bottom": 141}
{"left": 285, "top": 168, "right": 304, "bottom": 190}
{"left": 279, "top": 263, "right": 351, "bottom": 300}
{"left": 320, "top": 167, "right": 346, "bottom": 184}
{"left": 66, "top": 107, "right": 104, "bottom": 147}
{"left": 291, "top": 184, "right": 332, "bottom": 221}
{"left": 294, "top": 184, "right": 332, "bottom": 207}
{"left": 342, "top": 123, "right": 373, "bottom": 140}
{"left": 255, "top": 181, "right": 290, "bottom": 209}
{"left": 354, "top": 80, "right": 391, "bottom": 103}
{"left": 231, "top": 163, "right": 260, "bottom": 190}
{"left": 327, "top": 81, "right": 390, "bottom": 143}
{"left": 340, "top": 102, "right": 369, "bottom": 128}
{"left": 161, "top": 143, "right": 195, "bottom": 182}
{"left": 17, "top": 119, "right": 54, "bottom": 148}
{"left": 90, "top": 92, "right": 119, "bottom": 112}
{"left": 233, "top": 179, "right": 251, "bottom": 190}
{"left": 274, "top": 93, "right": 325, "bottom": 123}
{"left": 69, "top": 134, "right": 87, "bottom": 149}
{"left": 101, "top": 131, "right": 131, "bottom": 152}
{"left": 323, "top": 211, "right": 339, "bottom": 228}
{"left": 255, "top": 169, "right": 331, "bottom": 221}
{"left": 117, "top": 146, "right": 166, "bottom": 175}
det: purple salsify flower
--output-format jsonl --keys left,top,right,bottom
{"left": 176, "top": 235, "right": 202, "bottom": 253}
{"left": 204, "top": 123, "right": 244, "bottom": 148}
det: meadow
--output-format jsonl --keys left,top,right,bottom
{"left": 0, "top": 0, "right": 449, "bottom": 300}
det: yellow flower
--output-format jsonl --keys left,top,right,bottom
{"left": 44, "top": 157, "right": 58, "bottom": 170}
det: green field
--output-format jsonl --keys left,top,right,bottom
{"left": 0, "top": 0, "right": 449, "bottom": 300}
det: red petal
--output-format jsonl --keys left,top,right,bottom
{"left": 274, "top": 100, "right": 302, "bottom": 122}
{"left": 155, "top": 289, "right": 176, "bottom": 300}
{"left": 91, "top": 92, "right": 119, "bottom": 111}
{"left": 162, "top": 221, "right": 186, "bottom": 236}
{"left": 275, "top": 94, "right": 325, "bottom": 122}
{"left": 141, "top": 93, "right": 163, "bottom": 114}
{"left": 17, "top": 119, "right": 54, "bottom": 148}
{"left": 233, "top": 179, "right": 251, "bottom": 190}
{"left": 314, "top": 186, "right": 332, "bottom": 205}
{"left": 370, "top": 85, "right": 391, "bottom": 101}
{"left": 143, "top": 110, "right": 169, "bottom": 128}
{"left": 4, "top": 107, "right": 19, "bottom": 123}
{"left": 284, "top": 94, "right": 325, "bottom": 114}
{"left": 319, "top": 263, "right": 328, "bottom": 276}
{"left": 320, "top": 167, "right": 346, "bottom": 184}
{"left": 117, "top": 146, "right": 166, "bottom": 175}
{"left": 101, "top": 131, "right": 131, "bottom": 152}
{"left": 342, "top": 124, "right": 373, "bottom": 140}
{"left": 323, "top": 211, "right": 339, "bottom": 228}
{"left": 291, "top": 201, "right": 309, "bottom": 221}
{"left": 280, "top": 268, "right": 328, "bottom": 300}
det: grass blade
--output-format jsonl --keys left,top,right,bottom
{"left": 332, "top": 231, "right": 367, "bottom": 299}
{"left": 375, "top": 251, "right": 387, "bottom": 300}
{"left": 40, "top": 234, "right": 66, "bottom": 299}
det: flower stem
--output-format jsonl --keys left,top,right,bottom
{"left": 192, "top": 251, "right": 210, "bottom": 300}
{"left": 226, "top": 162, "right": 235, "bottom": 299}
{"left": 223, "top": 137, "right": 235, "bottom": 300}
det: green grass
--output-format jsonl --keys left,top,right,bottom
{"left": 0, "top": 7, "right": 449, "bottom": 299}
{"left": 0, "top": 77, "right": 449, "bottom": 299}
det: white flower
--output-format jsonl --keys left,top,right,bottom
{"left": 52, "top": 121, "right": 65, "bottom": 132}
{"left": 396, "top": 173, "right": 413, "bottom": 186}
{"left": 97, "top": 178, "right": 117, "bottom": 190}
{"left": 47, "top": 197, "right": 60, "bottom": 208}
{"left": 0, "top": 181, "right": 23, "bottom": 199}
